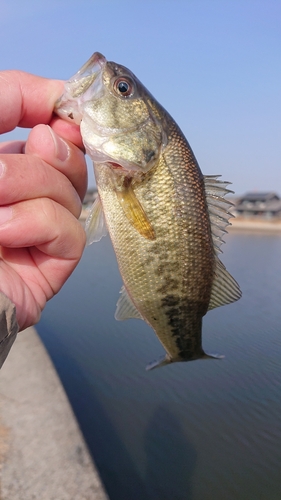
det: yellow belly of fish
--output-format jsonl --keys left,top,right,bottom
{"left": 94, "top": 143, "right": 215, "bottom": 360}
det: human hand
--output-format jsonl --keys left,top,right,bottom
{"left": 0, "top": 71, "right": 87, "bottom": 331}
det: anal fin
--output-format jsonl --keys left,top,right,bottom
{"left": 203, "top": 351, "right": 225, "bottom": 359}
{"left": 146, "top": 354, "right": 172, "bottom": 371}
{"left": 115, "top": 286, "right": 143, "bottom": 321}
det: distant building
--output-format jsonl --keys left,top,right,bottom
{"left": 234, "top": 192, "right": 281, "bottom": 220}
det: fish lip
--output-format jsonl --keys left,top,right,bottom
{"left": 72, "top": 52, "right": 106, "bottom": 80}
{"left": 54, "top": 52, "right": 107, "bottom": 124}
{"left": 66, "top": 52, "right": 106, "bottom": 97}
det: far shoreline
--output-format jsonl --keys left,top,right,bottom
{"left": 229, "top": 217, "right": 281, "bottom": 233}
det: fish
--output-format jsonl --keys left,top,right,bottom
{"left": 55, "top": 52, "right": 242, "bottom": 370}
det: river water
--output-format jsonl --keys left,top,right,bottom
{"left": 37, "top": 231, "right": 281, "bottom": 500}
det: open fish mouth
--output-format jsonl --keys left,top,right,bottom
{"left": 54, "top": 52, "right": 106, "bottom": 124}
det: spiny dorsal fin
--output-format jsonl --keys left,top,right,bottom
{"left": 204, "top": 175, "right": 234, "bottom": 255}
{"left": 115, "top": 286, "right": 144, "bottom": 321}
{"left": 85, "top": 194, "right": 108, "bottom": 246}
{"left": 208, "top": 257, "right": 242, "bottom": 310}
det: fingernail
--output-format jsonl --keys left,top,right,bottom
{"left": 47, "top": 126, "right": 69, "bottom": 162}
{"left": 0, "top": 206, "right": 12, "bottom": 225}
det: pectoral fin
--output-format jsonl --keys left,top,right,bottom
{"left": 115, "top": 183, "right": 155, "bottom": 240}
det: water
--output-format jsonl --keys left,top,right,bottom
{"left": 37, "top": 232, "right": 281, "bottom": 500}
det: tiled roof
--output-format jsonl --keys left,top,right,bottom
{"left": 238, "top": 192, "right": 279, "bottom": 202}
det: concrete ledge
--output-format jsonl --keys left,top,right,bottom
{"left": 0, "top": 327, "right": 108, "bottom": 500}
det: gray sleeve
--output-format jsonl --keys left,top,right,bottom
{"left": 0, "top": 292, "right": 19, "bottom": 369}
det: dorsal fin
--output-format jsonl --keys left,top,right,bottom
{"left": 204, "top": 175, "right": 234, "bottom": 255}
{"left": 115, "top": 286, "right": 143, "bottom": 321}
{"left": 204, "top": 176, "right": 242, "bottom": 309}
{"left": 208, "top": 257, "right": 242, "bottom": 310}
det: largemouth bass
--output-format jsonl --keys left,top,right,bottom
{"left": 55, "top": 52, "right": 241, "bottom": 370}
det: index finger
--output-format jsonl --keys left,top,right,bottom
{"left": 0, "top": 70, "right": 64, "bottom": 134}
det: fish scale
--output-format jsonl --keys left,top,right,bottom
{"left": 55, "top": 51, "right": 241, "bottom": 370}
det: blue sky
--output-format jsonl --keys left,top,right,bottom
{"left": 1, "top": 0, "right": 280, "bottom": 195}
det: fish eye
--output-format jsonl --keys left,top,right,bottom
{"left": 114, "top": 77, "right": 134, "bottom": 97}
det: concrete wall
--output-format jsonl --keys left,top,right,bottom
{"left": 0, "top": 327, "right": 109, "bottom": 500}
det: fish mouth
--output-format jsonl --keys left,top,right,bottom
{"left": 54, "top": 52, "right": 106, "bottom": 124}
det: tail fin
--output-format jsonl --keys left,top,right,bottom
{"left": 146, "top": 351, "right": 224, "bottom": 371}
